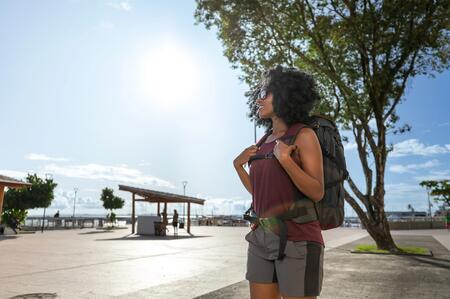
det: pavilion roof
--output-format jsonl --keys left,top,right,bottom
{"left": 0, "top": 175, "right": 31, "bottom": 188}
{"left": 118, "top": 185, "right": 205, "bottom": 205}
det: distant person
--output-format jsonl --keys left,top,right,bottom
{"left": 160, "top": 209, "right": 168, "bottom": 236}
{"left": 8, "top": 217, "right": 21, "bottom": 234}
{"left": 234, "top": 66, "right": 325, "bottom": 299}
{"left": 54, "top": 210, "right": 60, "bottom": 227}
{"left": 172, "top": 209, "right": 179, "bottom": 235}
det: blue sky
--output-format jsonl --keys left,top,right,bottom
{"left": 0, "top": 0, "right": 449, "bottom": 218}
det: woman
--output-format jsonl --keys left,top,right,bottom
{"left": 233, "top": 66, "right": 325, "bottom": 299}
{"left": 172, "top": 209, "right": 179, "bottom": 235}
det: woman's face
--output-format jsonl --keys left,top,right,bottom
{"left": 256, "top": 91, "right": 274, "bottom": 119}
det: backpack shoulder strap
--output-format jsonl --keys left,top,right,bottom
{"left": 248, "top": 131, "right": 273, "bottom": 165}
{"left": 283, "top": 123, "right": 311, "bottom": 146}
{"left": 255, "top": 131, "right": 271, "bottom": 147}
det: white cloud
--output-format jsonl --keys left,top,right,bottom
{"left": 197, "top": 195, "right": 251, "bottom": 216}
{"left": 107, "top": 1, "right": 132, "bottom": 11}
{"left": 27, "top": 188, "right": 107, "bottom": 216}
{"left": 43, "top": 163, "right": 175, "bottom": 188}
{"left": 438, "top": 121, "right": 450, "bottom": 127}
{"left": 383, "top": 182, "right": 445, "bottom": 212}
{"left": 391, "top": 139, "right": 450, "bottom": 157}
{"left": 25, "top": 153, "right": 70, "bottom": 162}
{"left": 138, "top": 161, "right": 152, "bottom": 167}
{"left": 344, "top": 141, "right": 357, "bottom": 151}
{"left": 385, "top": 182, "right": 424, "bottom": 198}
{"left": 0, "top": 170, "right": 29, "bottom": 180}
{"left": 413, "top": 169, "right": 450, "bottom": 182}
{"left": 389, "top": 159, "right": 440, "bottom": 174}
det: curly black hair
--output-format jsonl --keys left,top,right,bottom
{"left": 247, "top": 65, "right": 320, "bottom": 131}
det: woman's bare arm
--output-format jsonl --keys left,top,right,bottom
{"left": 233, "top": 164, "right": 252, "bottom": 194}
{"left": 275, "top": 128, "right": 324, "bottom": 202}
{"left": 233, "top": 145, "right": 258, "bottom": 195}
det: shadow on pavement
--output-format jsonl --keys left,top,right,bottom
{"left": 196, "top": 234, "right": 450, "bottom": 299}
{"left": 95, "top": 234, "right": 212, "bottom": 241}
{"left": 10, "top": 293, "right": 57, "bottom": 299}
{"left": 0, "top": 235, "right": 19, "bottom": 241}
{"left": 401, "top": 254, "right": 450, "bottom": 270}
{"left": 78, "top": 230, "right": 115, "bottom": 235}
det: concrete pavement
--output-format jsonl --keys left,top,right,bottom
{"left": 0, "top": 225, "right": 367, "bottom": 298}
{"left": 198, "top": 229, "right": 450, "bottom": 299}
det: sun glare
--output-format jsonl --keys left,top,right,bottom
{"left": 138, "top": 43, "right": 201, "bottom": 108}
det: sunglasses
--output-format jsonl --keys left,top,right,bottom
{"left": 257, "top": 87, "right": 270, "bottom": 100}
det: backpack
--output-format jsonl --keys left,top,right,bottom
{"left": 244, "top": 115, "right": 348, "bottom": 259}
{"left": 245, "top": 115, "right": 348, "bottom": 225}
{"left": 301, "top": 114, "right": 348, "bottom": 230}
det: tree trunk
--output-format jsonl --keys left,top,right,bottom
{"left": 344, "top": 188, "right": 400, "bottom": 253}
{"left": 364, "top": 213, "right": 400, "bottom": 252}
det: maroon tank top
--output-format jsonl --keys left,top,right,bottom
{"left": 249, "top": 123, "right": 324, "bottom": 245}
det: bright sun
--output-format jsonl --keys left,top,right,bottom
{"left": 138, "top": 43, "right": 201, "bottom": 108}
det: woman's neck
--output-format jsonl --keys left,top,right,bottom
{"left": 271, "top": 116, "right": 288, "bottom": 135}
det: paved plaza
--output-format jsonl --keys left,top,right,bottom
{"left": 0, "top": 227, "right": 450, "bottom": 298}
{"left": 199, "top": 230, "right": 450, "bottom": 299}
{"left": 0, "top": 226, "right": 448, "bottom": 298}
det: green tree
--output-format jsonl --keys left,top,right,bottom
{"left": 195, "top": 0, "right": 449, "bottom": 251}
{"left": 1, "top": 208, "right": 29, "bottom": 227}
{"left": 100, "top": 188, "right": 125, "bottom": 225}
{"left": 420, "top": 180, "right": 450, "bottom": 205}
{"left": 4, "top": 173, "right": 57, "bottom": 214}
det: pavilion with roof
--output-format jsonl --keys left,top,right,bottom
{"left": 0, "top": 174, "right": 32, "bottom": 226}
{"left": 118, "top": 185, "right": 205, "bottom": 234}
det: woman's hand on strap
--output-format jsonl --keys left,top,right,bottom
{"left": 273, "top": 139, "right": 297, "bottom": 163}
{"left": 233, "top": 145, "right": 259, "bottom": 168}
{"left": 276, "top": 128, "right": 324, "bottom": 202}
{"left": 233, "top": 145, "right": 257, "bottom": 195}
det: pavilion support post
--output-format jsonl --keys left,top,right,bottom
{"left": 0, "top": 186, "right": 5, "bottom": 225}
{"left": 132, "top": 193, "right": 136, "bottom": 234}
{"left": 163, "top": 202, "right": 167, "bottom": 225}
{"left": 157, "top": 202, "right": 160, "bottom": 216}
{"left": 187, "top": 202, "right": 191, "bottom": 234}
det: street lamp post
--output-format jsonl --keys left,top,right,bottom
{"left": 72, "top": 187, "right": 78, "bottom": 228}
{"left": 182, "top": 181, "right": 188, "bottom": 222}
{"left": 426, "top": 187, "right": 433, "bottom": 229}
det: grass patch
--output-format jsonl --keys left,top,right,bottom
{"left": 354, "top": 244, "right": 429, "bottom": 255}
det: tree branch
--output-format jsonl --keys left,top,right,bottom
{"left": 383, "top": 49, "right": 419, "bottom": 122}
{"left": 344, "top": 188, "right": 370, "bottom": 227}
{"left": 352, "top": 122, "right": 373, "bottom": 198}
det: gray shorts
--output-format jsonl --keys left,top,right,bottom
{"left": 245, "top": 226, "right": 324, "bottom": 297}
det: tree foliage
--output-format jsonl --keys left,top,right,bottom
{"left": 420, "top": 180, "right": 450, "bottom": 205}
{"left": 195, "top": 0, "right": 450, "bottom": 251}
{"left": 99, "top": 187, "right": 125, "bottom": 224}
{"left": 1, "top": 208, "right": 28, "bottom": 225}
{"left": 4, "top": 173, "right": 57, "bottom": 211}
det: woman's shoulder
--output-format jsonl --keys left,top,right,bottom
{"left": 289, "top": 123, "right": 316, "bottom": 140}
